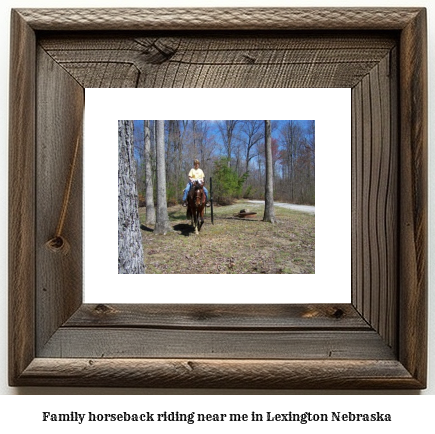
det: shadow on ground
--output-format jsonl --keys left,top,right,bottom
{"left": 173, "top": 223, "right": 194, "bottom": 236}
{"left": 140, "top": 222, "right": 197, "bottom": 237}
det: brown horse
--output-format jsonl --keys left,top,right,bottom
{"left": 186, "top": 180, "right": 206, "bottom": 234}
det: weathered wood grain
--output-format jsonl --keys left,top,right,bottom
{"left": 386, "top": 47, "right": 399, "bottom": 349}
{"left": 65, "top": 304, "right": 369, "bottom": 329}
{"left": 8, "top": 10, "right": 36, "bottom": 387}
{"left": 398, "top": 8, "right": 428, "bottom": 386}
{"left": 16, "top": 8, "right": 422, "bottom": 31}
{"left": 351, "top": 79, "right": 362, "bottom": 314}
{"left": 351, "top": 51, "right": 398, "bottom": 351}
{"left": 39, "top": 328, "right": 395, "bottom": 360}
{"left": 17, "top": 358, "right": 420, "bottom": 389}
{"left": 38, "top": 33, "right": 396, "bottom": 88}
{"left": 8, "top": 8, "right": 427, "bottom": 389}
{"left": 35, "top": 47, "right": 84, "bottom": 353}
{"left": 379, "top": 47, "right": 398, "bottom": 349}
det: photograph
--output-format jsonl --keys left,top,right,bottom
{"left": 118, "top": 119, "right": 315, "bottom": 275}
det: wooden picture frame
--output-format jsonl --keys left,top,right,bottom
{"left": 9, "top": 8, "right": 427, "bottom": 389}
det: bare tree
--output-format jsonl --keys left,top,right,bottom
{"left": 118, "top": 120, "right": 145, "bottom": 273}
{"left": 241, "top": 120, "right": 262, "bottom": 173}
{"left": 165, "top": 120, "right": 189, "bottom": 204}
{"left": 263, "top": 120, "right": 276, "bottom": 223}
{"left": 154, "top": 120, "right": 173, "bottom": 235}
{"left": 280, "top": 120, "right": 303, "bottom": 202}
{"left": 143, "top": 120, "right": 156, "bottom": 225}
{"left": 217, "top": 120, "right": 240, "bottom": 167}
{"left": 185, "top": 120, "right": 216, "bottom": 181}
{"left": 299, "top": 120, "right": 315, "bottom": 204}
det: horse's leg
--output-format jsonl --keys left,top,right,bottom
{"left": 198, "top": 208, "right": 204, "bottom": 232}
{"left": 198, "top": 193, "right": 205, "bottom": 232}
{"left": 194, "top": 209, "right": 199, "bottom": 234}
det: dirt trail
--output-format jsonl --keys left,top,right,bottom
{"left": 248, "top": 200, "right": 315, "bottom": 215}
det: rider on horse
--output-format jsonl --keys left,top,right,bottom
{"left": 182, "top": 159, "right": 210, "bottom": 207}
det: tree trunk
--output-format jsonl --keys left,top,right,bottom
{"left": 154, "top": 120, "right": 173, "bottom": 235}
{"left": 263, "top": 120, "right": 276, "bottom": 223}
{"left": 144, "top": 120, "right": 156, "bottom": 225}
{"left": 118, "top": 120, "right": 145, "bottom": 273}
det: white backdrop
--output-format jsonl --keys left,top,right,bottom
{"left": 84, "top": 88, "right": 350, "bottom": 304}
{"left": 0, "top": 0, "right": 433, "bottom": 406}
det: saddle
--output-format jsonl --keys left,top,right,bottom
{"left": 188, "top": 180, "right": 205, "bottom": 204}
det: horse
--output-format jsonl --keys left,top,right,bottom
{"left": 186, "top": 180, "right": 206, "bottom": 234}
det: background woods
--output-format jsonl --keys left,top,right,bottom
{"left": 134, "top": 120, "right": 315, "bottom": 206}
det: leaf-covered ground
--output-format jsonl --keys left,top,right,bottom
{"left": 139, "top": 201, "right": 315, "bottom": 274}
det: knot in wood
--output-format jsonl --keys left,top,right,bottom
{"left": 94, "top": 304, "right": 116, "bottom": 315}
{"left": 332, "top": 308, "right": 345, "bottom": 319}
{"left": 45, "top": 236, "right": 70, "bottom": 255}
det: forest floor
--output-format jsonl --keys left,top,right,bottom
{"left": 139, "top": 200, "right": 315, "bottom": 274}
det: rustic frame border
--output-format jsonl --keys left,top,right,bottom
{"left": 9, "top": 8, "right": 427, "bottom": 389}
